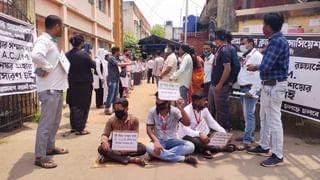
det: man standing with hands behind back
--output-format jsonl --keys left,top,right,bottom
{"left": 247, "top": 12, "right": 289, "bottom": 167}
{"left": 32, "top": 15, "right": 69, "bottom": 169}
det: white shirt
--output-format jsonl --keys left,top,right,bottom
{"left": 161, "top": 53, "right": 177, "bottom": 82}
{"left": 171, "top": 53, "right": 193, "bottom": 88}
{"left": 204, "top": 53, "right": 214, "bottom": 83}
{"left": 31, "top": 32, "right": 68, "bottom": 92}
{"left": 147, "top": 59, "right": 154, "bottom": 69}
{"left": 152, "top": 56, "right": 164, "bottom": 76}
{"left": 178, "top": 103, "right": 226, "bottom": 138}
{"left": 237, "top": 48, "right": 263, "bottom": 95}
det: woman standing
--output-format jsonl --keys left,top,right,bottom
{"left": 93, "top": 48, "right": 108, "bottom": 108}
{"left": 66, "top": 35, "right": 95, "bottom": 135}
{"left": 188, "top": 47, "right": 204, "bottom": 102}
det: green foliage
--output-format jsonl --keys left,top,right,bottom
{"left": 150, "top": 24, "right": 165, "bottom": 37}
{"left": 123, "top": 31, "right": 141, "bottom": 58}
{"left": 32, "top": 111, "right": 41, "bottom": 123}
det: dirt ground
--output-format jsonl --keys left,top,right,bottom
{"left": 0, "top": 80, "right": 319, "bottom": 180}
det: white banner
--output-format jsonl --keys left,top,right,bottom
{"left": 232, "top": 33, "right": 320, "bottom": 122}
{"left": 0, "top": 13, "right": 36, "bottom": 96}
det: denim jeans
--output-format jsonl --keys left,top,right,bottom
{"left": 259, "top": 81, "right": 287, "bottom": 159}
{"left": 179, "top": 86, "right": 189, "bottom": 107}
{"left": 146, "top": 139, "right": 195, "bottom": 162}
{"left": 240, "top": 86, "right": 258, "bottom": 144}
{"left": 208, "top": 84, "right": 232, "bottom": 130}
{"left": 105, "top": 81, "right": 119, "bottom": 109}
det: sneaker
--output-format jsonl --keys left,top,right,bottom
{"left": 247, "top": 145, "right": 270, "bottom": 156}
{"left": 260, "top": 154, "right": 284, "bottom": 167}
{"left": 184, "top": 156, "right": 198, "bottom": 167}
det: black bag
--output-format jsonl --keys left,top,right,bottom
{"left": 119, "top": 68, "right": 127, "bottom": 78}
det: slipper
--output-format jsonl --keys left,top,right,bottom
{"left": 47, "top": 147, "right": 69, "bottom": 156}
{"left": 35, "top": 157, "right": 57, "bottom": 169}
{"left": 75, "top": 130, "right": 90, "bottom": 136}
{"left": 226, "top": 144, "right": 236, "bottom": 153}
{"left": 236, "top": 143, "right": 250, "bottom": 151}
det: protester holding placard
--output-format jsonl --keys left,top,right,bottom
{"left": 98, "top": 98, "right": 147, "bottom": 166}
{"left": 247, "top": 12, "right": 289, "bottom": 167}
{"left": 235, "top": 36, "right": 262, "bottom": 151}
{"left": 66, "top": 35, "right": 95, "bottom": 135}
{"left": 32, "top": 15, "right": 69, "bottom": 169}
{"left": 178, "top": 92, "right": 237, "bottom": 159}
{"left": 146, "top": 92, "right": 198, "bottom": 166}
{"left": 170, "top": 44, "right": 193, "bottom": 107}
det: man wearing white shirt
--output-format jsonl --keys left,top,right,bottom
{"left": 178, "top": 92, "right": 227, "bottom": 159}
{"left": 31, "top": 15, "right": 69, "bottom": 168}
{"left": 147, "top": 57, "right": 155, "bottom": 84}
{"left": 236, "top": 36, "right": 263, "bottom": 150}
{"left": 152, "top": 51, "right": 164, "bottom": 85}
{"left": 170, "top": 44, "right": 193, "bottom": 107}
{"left": 203, "top": 41, "right": 216, "bottom": 98}
{"left": 159, "top": 44, "right": 177, "bottom": 82}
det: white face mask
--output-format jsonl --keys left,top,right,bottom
{"left": 240, "top": 45, "right": 248, "bottom": 53}
{"left": 164, "top": 48, "right": 168, "bottom": 53}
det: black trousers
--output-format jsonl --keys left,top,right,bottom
{"left": 147, "top": 69, "right": 154, "bottom": 83}
{"left": 119, "top": 80, "right": 124, "bottom": 98}
{"left": 98, "top": 141, "right": 146, "bottom": 164}
{"left": 95, "top": 88, "right": 104, "bottom": 108}
{"left": 69, "top": 105, "right": 90, "bottom": 132}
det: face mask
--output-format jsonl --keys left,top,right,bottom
{"left": 240, "top": 45, "right": 248, "bottom": 53}
{"left": 202, "top": 51, "right": 209, "bottom": 57}
{"left": 164, "top": 48, "right": 168, "bottom": 53}
{"left": 115, "top": 110, "right": 126, "bottom": 119}
{"left": 156, "top": 102, "right": 168, "bottom": 111}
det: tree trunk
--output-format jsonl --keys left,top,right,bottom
{"left": 217, "top": 0, "right": 235, "bottom": 31}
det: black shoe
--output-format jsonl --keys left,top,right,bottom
{"left": 260, "top": 154, "right": 284, "bottom": 167}
{"left": 202, "top": 150, "right": 213, "bottom": 159}
{"left": 247, "top": 145, "right": 270, "bottom": 156}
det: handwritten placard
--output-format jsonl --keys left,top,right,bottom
{"left": 195, "top": 119, "right": 210, "bottom": 135}
{"left": 158, "top": 81, "right": 180, "bottom": 101}
{"left": 59, "top": 50, "right": 70, "bottom": 73}
{"left": 111, "top": 131, "right": 138, "bottom": 151}
{"left": 208, "top": 132, "right": 233, "bottom": 147}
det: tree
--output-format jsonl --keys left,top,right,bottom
{"left": 123, "top": 31, "right": 141, "bottom": 58}
{"left": 150, "top": 24, "right": 165, "bottom": 37}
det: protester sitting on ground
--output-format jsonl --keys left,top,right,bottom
{"left": 146, "top": 92, "right": 198, "bottom": 166}
{"left": 98, "top": 98, "right": 147, "bottom": 166}
{"left": 179, "top": 92, "right": 236, "bottom": 159}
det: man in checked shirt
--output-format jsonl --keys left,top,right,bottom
{"left": 247, "top": 12, "right": 289, "bottom": 167}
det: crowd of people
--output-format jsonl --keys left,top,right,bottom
{"left": 31, "top": 11, "right": 289, "bottom": 169}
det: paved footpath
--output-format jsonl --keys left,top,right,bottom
{"left": 0, "top": 80, "right": 319, "bottom": 180}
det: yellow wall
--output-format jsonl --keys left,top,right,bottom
{"left": 114, "top": 0, "right": 122, "bottom": 48}
{"left": 238, "top": 15, "right": 320, "bottom": 33}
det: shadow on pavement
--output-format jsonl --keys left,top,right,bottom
{"left": 8, "top": 152, "right": 39, "bottom": 180}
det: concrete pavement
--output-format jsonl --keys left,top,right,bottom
{"left": 0, "top": 80, "right": 319, "bottom": 180}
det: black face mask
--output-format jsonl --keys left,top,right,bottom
{"left": 115, "top": 110, "right": 126, "bottom": 119}
{"left": 156, "top": 102, "right": 168, "bottom": 111}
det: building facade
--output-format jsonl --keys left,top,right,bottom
{"left": 123, "top": 1, "right": 150, "bottom": 39}
{"left": 35, "top": 0, "right": 120, "bottom": 55}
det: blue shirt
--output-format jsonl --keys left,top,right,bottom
{"left": 259, "top": 32, "right": 289, "bottom": 81}
{"left": 211, "top": 45, "right": 231, "bottom": 86}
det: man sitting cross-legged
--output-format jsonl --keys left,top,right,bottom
{"left": 98, "top": 98, "right": 146, "bottom": 166}
{"left": 146, "top": 92, "right": 198, "bottom": 166}
{"left": 179, "top": 92, "right": 235, "bottom": 159}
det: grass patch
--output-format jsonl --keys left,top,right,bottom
{"left": 32, "top": 111, "right": 41, "bottom": 123}
{"left": 0, "top": 139, "right": 8, "bottom": 144}
{"left": 304, "top": 138, "right": 320, "bottom": 145}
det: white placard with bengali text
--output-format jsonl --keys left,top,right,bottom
{"left": 112, "top": 131, "right": 138, "bottom": 151}
{"left": 158, "top": 81, "right": 180, "bottom": 101}
{"left": 195, "top": 119, "right": 210, "bottom": 135}
{"left": 208, "top": 132, "right": 232, "bottom": 147}
{"left": 59, "top": 50, "right": 70, "bottom": 73}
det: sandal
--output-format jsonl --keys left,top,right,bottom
{"left": 97, "top": 155, "right": 111, "bottom": 164}
{"left": 236, "top": 143, "right": 250, "bottom": 151}
{"left": 47, "top": 147, "right": 69, "bottom": 156}
{"left": 75, "top": 130, "right": 90, "bottom": 136}
{"left": 226, "top": 144, "right": 236, "bottom": 153}
{"left": 35, "top": 157, "right": 57, "bottom": 169}
{"left": 130, "top": 157, "right": 147, "bottom": 167}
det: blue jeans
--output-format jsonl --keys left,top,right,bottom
{"left": 240, "top": 86, "right": 258, "bottom": 144}
{"left": 146, "top": 139, "right": 195, "bottom": 162}
{"left": 179, "top": 86, "right": 189, "bottom": 107}
{"left": 105, "top": 81, "right": 119, "bottom": 109}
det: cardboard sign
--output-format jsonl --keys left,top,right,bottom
{"left": 208, "top": 132, "right": 233, "bottom": 147}
{"left": 158, "top": 81, "right": 180, "bottom": 101}
{"left": 111, "top": 131, "right": 138, "bottom": 151}
{"left": 59, "top": 50, "right": 70, "bottom": 73}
